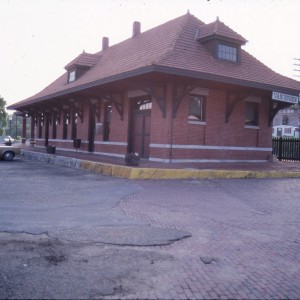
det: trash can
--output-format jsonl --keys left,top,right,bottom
{"left": 46, "top": 145, "right": 56, "bottom": 154}
{"left": 125, "top": 153, "right": 140, "bottom": 166}
{"left": 73, "top": 138, "right": 81, "bottom": 150}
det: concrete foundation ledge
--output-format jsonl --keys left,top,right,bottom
{"left": 22, "top": 150, "right": 300, "bottom": 180}
{"left": 23, "top": 150, "right": 82, "bottom": 169}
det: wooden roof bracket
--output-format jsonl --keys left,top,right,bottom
{"left": 128, "top": 83, "right": 167, "bottom": 118}
{"left": 48, "top": 111, "right": 52, "bottom": 126}
{"left": 104, "top": 93, "right": 124, "bottom": 120}
{"left": 51, "top": 107, "right": 62, "bottom": 125}
{"left": 268, "top": 98, "right": 291, "bottom": 126}
{"left": 37, "top": 112, "right": 45, "bottom": 126}
{"left": 28, "top": 111, "right": 38, "bottom": 126}
{"left": 33, "top": 114, "right": 38, "bottom": 126}
{"left": 16, "top": 110, "right": 27, "bottom": 117}
{"left": 225, "top": 91, "right": 251, "bottom": 123}
{"left": 173, "top": 83, "right": 198, "bottom": 118}
{"left": 95, "top": 100, "right": 101, "bottom": 122}
{"left": 51, "top": 103, "right": 69, "bottom": 125}
{"left": 88, "top": 98, "right": 101, "bottom": 122}
{"left": 142, "top": 85, "right": 167, "bottom": 118}
{"left": 59, "top": 103, "right": 72, "bottom": 124}
{"left": 73, "top": 101, "right": 84, "bottom": 123}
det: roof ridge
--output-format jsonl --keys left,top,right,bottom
{"left": 154, "top": 13, "right": 191, "bottom": 64}
{"left": 214, "top": 17, "right": 219, "bottom": 33}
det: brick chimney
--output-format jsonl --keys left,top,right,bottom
{"left": 132, "top": 21, "right": 141, "bottom": 37}
{"left": 102, "top": 37, "right": 109, "bottom": 50}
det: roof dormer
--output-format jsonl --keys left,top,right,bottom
{"left": 196, "top": 17, "right": 247, "bottom": 64}
{"left": 65, "top": 51, "right": 101, "bottom": 83}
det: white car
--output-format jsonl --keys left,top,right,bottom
{"left": 4, "top": 135, "right": 15, "bottom": 144}
{"left": 0, "top": 144, "right": 21, "bottom": 161}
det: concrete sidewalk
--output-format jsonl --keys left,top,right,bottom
{"left": 21, "top": 144, "right": 300, "bottom": 179}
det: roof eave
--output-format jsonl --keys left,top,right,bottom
{"left": 9, "top": 65, "right": 300, "bottom": 110}
{"left": 8, "top": 65, "right": 156, "bottom": 110}
{"left": 153, "top": 65, "right": 300, "bottom": 96}
{"left": 197, "top": 34, "right": 247, "bottom": 46}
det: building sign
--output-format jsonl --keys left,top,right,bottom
{"left": 272, "top": 91, "right": 299, "bottom": 104}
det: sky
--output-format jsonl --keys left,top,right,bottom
{"left": 1, "top": 0, "right": 300, "bottom": 110}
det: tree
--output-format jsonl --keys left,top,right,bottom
{"left": 0, "top": 95, "right": 8, "bottom": 136}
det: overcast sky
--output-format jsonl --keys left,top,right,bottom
{"left": 1, "top": 0, "right": 300, "bottom": 109}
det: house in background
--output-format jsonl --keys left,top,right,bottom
{"left": 272, "top": 107, "right": 300, "bottom": 138}
{"left": 273, "top": 106, "right": 300, "bottom": 128}
{"left": 8, "top": 13, "right": 300, "bottom": 163}
{"left": 272, "top": 125, "right": 299, "bottom": 138}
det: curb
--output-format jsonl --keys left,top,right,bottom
{"left": 22, "top": 150, "right": 300, "bottom": 180}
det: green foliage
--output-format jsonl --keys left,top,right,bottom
{"left": 0, "top": 95, "right": 8, "bottom": 135}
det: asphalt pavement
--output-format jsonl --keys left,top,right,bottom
{"left": 0, "top": 158, "right": 299, "bottom": 299}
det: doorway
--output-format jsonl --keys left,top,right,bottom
{"left": 129, "top": 99, "right": 151, "bottom": 158}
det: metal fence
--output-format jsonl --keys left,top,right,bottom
{"left": 272, "top": 137, "right": 300, "bottom": 161}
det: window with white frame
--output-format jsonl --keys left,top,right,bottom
{"left": 188, "top": 95, "right": 206, "bottom": 122}
{"left": 68, "top": 70, "right": 76, "bottom": 83}
{"left": 217, "top": 44, "right": 237, "bottom": 62}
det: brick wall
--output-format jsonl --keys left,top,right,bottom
{"left": 148, "top": 82, "right": 272, "bottom": 161}
{"left": 33, "top": 80, "right": 272, "bottom": 162}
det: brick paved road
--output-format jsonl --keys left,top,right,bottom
{"left": 1, "top": 159, "right": 299, "bottom": 299}
{"left": 118, "top": 179, "right": 300, "bottom": 299}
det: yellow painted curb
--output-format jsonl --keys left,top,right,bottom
{"left": 22, "top": 150, "right": 300, "bottom": 180}
{"left": 79, "top": 160, "right": 300, "bottom": 180}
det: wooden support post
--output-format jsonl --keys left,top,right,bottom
{"left": 21, "top": 116, "right": 27, "bottom": 143}
{"left": 30, "top": 116, "right": 35, "bottom": 145}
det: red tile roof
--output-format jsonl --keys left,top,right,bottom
{"left": 65, "top": 51, "right": 101, "bottom": 70}
{"left": 196, "top": 17, "right": 247, "bottom": 44}
{"left": 9, "top": 13, "right": 300, "bottom": 109}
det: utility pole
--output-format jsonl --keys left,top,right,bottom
{"left": 293, "top": 58, "right": 300, "bottom": 138}
{"left": 293, "top": 58, "right": 300, "bottom": 78}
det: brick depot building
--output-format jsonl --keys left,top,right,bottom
{"left": 9, "top": 13, "right": 300, "bottom": 163}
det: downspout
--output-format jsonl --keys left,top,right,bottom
{"left": 169, "top": 109, "right": 174, "bottom": 163}
{"left": 169, "top": 82, "right": 175, "bottom": 163}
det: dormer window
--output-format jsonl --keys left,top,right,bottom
{"left": 196, "top": 17, "right": 247, "bottom": 65}
{"left": 68, "top": 70, "right": 76, "bottom": 83}
{"left": 217, "top": 43, "right": 237, "bottom": 62}
{"left": 65, "top": 52, "right": 101, "bottom": 84}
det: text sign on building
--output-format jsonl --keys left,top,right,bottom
{"left": 272, "top": 91, "right": 299, "bottom": 104}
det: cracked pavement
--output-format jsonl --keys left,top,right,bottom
{"left": 0, "top": 158, "right": 300, "bottom": 299}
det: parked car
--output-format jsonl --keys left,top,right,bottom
{"left": 4, "top": 135, "right": 15, "bottom": 144}
{"left": 0, "top": 145, "right": 21, "bottom": 161}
